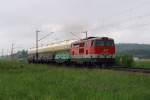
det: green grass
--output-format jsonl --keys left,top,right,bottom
{"left": 0, "top": 60, "right": 150, "bottom": 100}
{"left": 134, "top": 59, "right": 150, "bottom": 68}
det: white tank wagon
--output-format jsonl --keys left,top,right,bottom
{"left": 27, "top": 40, "right": 77, "bottom": 63}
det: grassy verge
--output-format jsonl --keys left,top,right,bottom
{"left": 0, "top": 60, "right": 150, "bottom": 100}
{"left": 134, "top": 59, "right": 150, "bottom": 68}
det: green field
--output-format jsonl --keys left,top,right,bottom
{"left": 0, "top": 60, "right": 150, "bottom": 100}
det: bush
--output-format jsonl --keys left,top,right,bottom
{"left": 115, "top": 54, "right": 134, "bottom": 67}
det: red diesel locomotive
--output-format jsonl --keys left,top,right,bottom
{"left": 71, "top": 37, "right": 115, "bottom": 65}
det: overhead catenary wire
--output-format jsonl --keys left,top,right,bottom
{"left": 91, "top": 1, "right": 150, "bottom": 33}
{"left": 101, "top": 0, "right": 150, "bottom": 22}
{"left": 38, "top": 32, "right": 54, "bottom": 41}
{"left": 70, "top": 32, "right": 81, "bottom": 39}
{"left": 92, "top": 13, "right": 150, "bottom": 32}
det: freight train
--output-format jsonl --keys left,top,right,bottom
{"left": 27, "top": 37, "right": 115, "bottom": 66}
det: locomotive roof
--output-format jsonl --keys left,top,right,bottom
{"left": 72, "top": 37, "right": 114, "bottom": 44}
{"left": 82, "top": 37, "right": 97, "bottom": 40}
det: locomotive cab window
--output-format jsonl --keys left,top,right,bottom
{"left": 105, "top": 40, "right": 114, "bottom": 46}
{"left": 95, "top": 40, "right": 114, "bottom": 46}
{"left": 95, "top": 40, "right": 105, "bottom": 46}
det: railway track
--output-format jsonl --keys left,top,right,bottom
{"left": 48, "top": 63, "right": 150, "bottom": 74}
{"left": 106, "top": 67, "right": 150, "bottom": 74}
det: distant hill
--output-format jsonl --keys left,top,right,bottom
{"left": 116, "top": 43, "right": 150, "bottom": 59}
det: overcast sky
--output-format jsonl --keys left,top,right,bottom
{"left": 0, "top": 0, "right": 150, "bottom": 54}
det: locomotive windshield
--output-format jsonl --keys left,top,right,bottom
{"left": 95, "top": 40, "right": 114, "bottom": 46}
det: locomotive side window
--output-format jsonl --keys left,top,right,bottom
{"left": 72, "top": 51, "right": 74, "bottom": 55}
{"left": 79, "top": 48, "right": 84, "bottom": 54}
{"left": 79, "top": 42, "right": 85, "bottom": 47}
